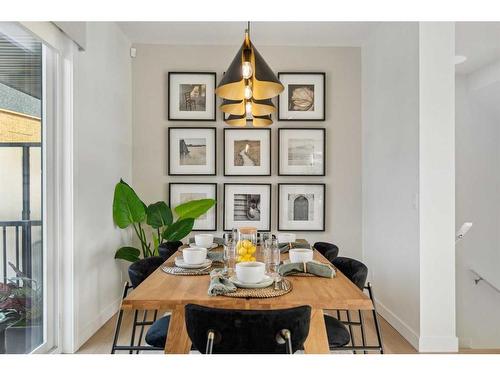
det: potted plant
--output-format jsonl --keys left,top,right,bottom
{"left": 0, "top": 263, "right": 42, "bottom": 354}
{"left": 113, "top": 179, "right": 215, "bottom": 262}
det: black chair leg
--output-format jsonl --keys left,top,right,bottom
{"left": 129, "top": 310, "right": 139, "bottom": 354}
{"left": 366, "top": 282, "right": 384, "bottom": 354}
{"left": 346, "top": 310, "right": 356, "bottom": 353}
{"left": 358, "top": 310, "right": 367, "bottom": 354}
{"left": 111, "top": 282, "right": 131, "bottom": 354}
{"left": 135, "top": 310, "right": 148, "bottom": 354}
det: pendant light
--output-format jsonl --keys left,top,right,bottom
{"left": 216, "top": 22, "right": 284, "bottom": 127}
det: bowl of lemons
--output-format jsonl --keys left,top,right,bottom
{"left": 236, "top": 239, "right": 257, "bottom": 263}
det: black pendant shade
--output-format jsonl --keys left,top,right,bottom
{"left": 216, "top": 28, "right": 283, "bottom": 127}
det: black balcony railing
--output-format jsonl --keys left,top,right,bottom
{"left": 0, "top": 220, "right": 42, "bottom": 283}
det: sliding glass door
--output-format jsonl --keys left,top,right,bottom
{"left": 0, "top": 22, "right": 50, "bottom": 354}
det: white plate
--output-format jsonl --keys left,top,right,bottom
{"left": 229, "top": 275, "right": 274, "bottom": 289}
{"left": 188, "top": 242, "right": 219, "bottom": 250}
{"left": 174, "top": 257, "right": 212, "bottom": 269}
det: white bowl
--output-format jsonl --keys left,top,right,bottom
{"left": 277, "top": 233, "right": 296, "bottom": 243}
{"left": 289, "top": 248, "right": 314, "bottom": 263}
{"left": 183, "top": 247, "right": 207, "bottom": 265}
{"left": 195, "top": 234, "right": 214, "bottom": 248}
{"left": 235, "top": 262, "right": 266, "bottom": 284}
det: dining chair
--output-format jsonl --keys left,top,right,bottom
{"left": 184, "top": 304, "right": 311, "bottom": 354}
{"left": 325, "top": 257, "right": 384, "bottom": 354}
{"left": 111, "top": 256, "right": 169, "bottom": 354}
{"left": 313, "top": 242, "right": 339, "bottom": 262}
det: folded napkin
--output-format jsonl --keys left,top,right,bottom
{"left": 207, "top": 251, "right": 224, "bottom": 262}
{"left": 279, "top": 260, "right": 336, "bottom": 278}
{"left": 207, "top": 268, "right": 237, "bottom": 296}
{"left": 278, "top": 241, "right": 311, "bottom": 253}
{"left": 189, "top": 237, "right": 224, "bottom": 246}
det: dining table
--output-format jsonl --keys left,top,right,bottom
{"left": 121, "top": 240, "right": 374, "bottom": 354}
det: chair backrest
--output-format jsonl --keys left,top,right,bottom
{"left": 185, "top": 304, "right": 311, "bottom": 354}
{"left": 128, "top": 256, "right": 164, "bottom": 289}
{"left": 313, "top": 241, "right": 339, "bottom": 262}
{"left": 331, "top": 257, "right": 368, "bottom": 290}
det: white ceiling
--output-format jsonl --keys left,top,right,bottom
{"left": 118, "top": 22, "right": 379, "bottom": 47}
{"left": 118, "top": 21, "right": 500, "bottom": 75}
{"left": 456, "top": 22, "right": 500, "bottom": 75}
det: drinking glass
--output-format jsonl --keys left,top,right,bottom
{"left": 264, "top": 238, "right": 280, "bottom": 277}
{"left": 223, "top": 232, "right": 236, "bottom": 276}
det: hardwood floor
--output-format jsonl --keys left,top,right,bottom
{"left": 77, "top": 309, "right": 418, "bottom": 354}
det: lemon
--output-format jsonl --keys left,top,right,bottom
{"left": 250, "top": 256, "right": 256, "bottom": 262}
{"left": 242, "top": 240, "right": 252, "bottom": 248}
{"left": 237, "top": 255, "right": 243, "bottom": 262}
{"left": 247, "top": 246, "right": 256, "bottom": 255}
{"left": 238, "top": 247, "right": 247, "bottom": 256}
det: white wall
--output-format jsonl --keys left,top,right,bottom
{"left": 418, "top": 22, "right": 457, "bottom": 352}
{"left": 456, "top": 73, "right": 500, "bottom": 348}
{"left": 131, "top": 44, "right": 362, "bottom": 259}
{"left": 72, "top": 22, "right": 132, "bottom": 351}
{"left": 362, "top": 22, "right": 421, "bottom": 348}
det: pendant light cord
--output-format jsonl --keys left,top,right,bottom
{"left": 247, "top": 21, "right": 250, "bottom": 36}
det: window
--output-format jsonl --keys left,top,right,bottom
{"left": 0, "top": 22, "right": 45, "bottom": 354}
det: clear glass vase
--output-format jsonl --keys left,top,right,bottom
{"left": 236, "top": 227, "right": 258, "bottom": 263}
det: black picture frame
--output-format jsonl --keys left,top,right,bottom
{"left": 278, "top": 128, "right": 326, "bottom": 176}
{"left": 168, "top": 72, "right": 217, "bottom": 121}
{"left": 277, "top": 72, "right": 326, "bottom": 122}
{"left": 223, "top": 183, "right": 272, "bottom": 232}
{"left": 168, "top": 183, "right": 218, "bottom": 231}
{"left": 168, "top": 127, "right": 217, "bottom": 176}
{"left": 277, "top": 183, "right": 326, "bottom": 232}
{"left": 223, "top": 128, "right": 272, "bottom": 176}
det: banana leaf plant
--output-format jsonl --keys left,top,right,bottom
{"left": 112, "top": 179, "right": 215, "bottom": 262}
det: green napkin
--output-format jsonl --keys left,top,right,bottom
{"left": 207, "top": 251, "right": 224, "bottom": 262}
{"left": 208, "top": 268, "right": 237, "bottom": 296}
{"left": 279, "top": 261, "right": 336, "bottom": 278}
{"left": 278, "top": 242, "right": 311, "bottom": 253}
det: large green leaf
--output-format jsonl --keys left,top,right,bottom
{"left": 174, "top": 199, "right": 216, "bottom": 219}
{"left": 114, "top": 247, "right": 141, "bottom": 262}
{"left": 113, "top": 180, "right": 146, "bottom": 228}
{"left": 146, "top": 201, "right": 173, "bottom": 229}
{"left": 162, "top": 218, "right": 195, "bottom": 242}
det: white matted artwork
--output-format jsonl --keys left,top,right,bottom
{"left": 169, "top": 183, "right": 217, "bottom": 231}
{"left": 168, "top": 72, "right": 216, "bottom": 121}
{"left": 224, "top": 184, "right": 271, "bottom": 231}
{"left": 278, "top": 128, "right": 325, "bottom": 176}
{"left": 278, "top": 184, "right": 325, "bottom": 231}
{"left": 278, "top": 73, "right": 325, "bottom": 121}
{"left": 223, "top": 128, "right": 271, "bottom": 176}
{"left": 168, "top": 127, "right": 216, "bottom": 175}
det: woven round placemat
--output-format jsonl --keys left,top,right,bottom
{"left": 223, "top": 278, "right": 293, "bottom": 298}
{"left": 161, "top": 263, "right": 222, "bottom": 276}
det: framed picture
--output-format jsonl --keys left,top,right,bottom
{"left": 278, "top": 72, "right": 325, "bottom": 121}
{"left": 278, "top": 183, "right": 325, "bottom": 231}
{"left": 223, "top": 183, "right": 271, "bottom": 231}
{"left": 278, "top": 128, "right": 325, "bottom": 176}
{"left": 168, "top": 72, "right": 216, "bottom": 121}
{"left": 169, "top": 183, "right": 217, "bottom": 231}
{"left": 168, "top": 127, "right": 216, "bottom": 175}
{"left": 223, "top": 128, "right": 271, "bottom": 176}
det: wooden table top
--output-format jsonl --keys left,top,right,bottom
{"left": 122, "top": 246, "right": 373, "bottom": 312}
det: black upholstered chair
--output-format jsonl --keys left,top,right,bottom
{"left": 185, "top": 304, "right": 311, "bottom": 354}
{"left": 313, "top": 242, "right": 339, "bottom": 262}
{"left": 111, "top": 256, "right": 169, "bottom": 353}
{"left": 325, "top": 257, "right": 384, "bottom": 353}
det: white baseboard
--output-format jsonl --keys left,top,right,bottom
{"left": 374, "top": 298, "right": 420, "bottom": 350}
{"left": 74, "top": 297, "right": 121, "bottom": 352}
{"left": 419, "top": 335, "right": 459, "bottom": 352}
{"left": 459, "top": 337, "right": 472, "bottom": 349}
